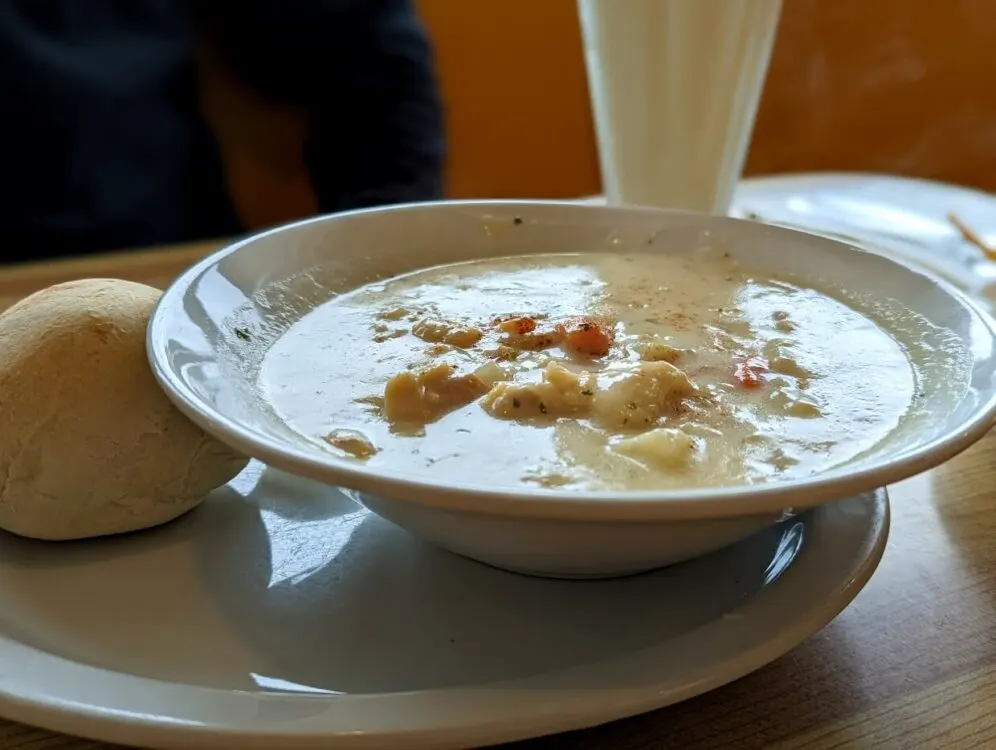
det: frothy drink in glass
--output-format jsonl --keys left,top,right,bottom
{"left": 578, "top": 0, "right": 782, "bottom": 214}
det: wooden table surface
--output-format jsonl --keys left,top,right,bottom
{"left": 0, "top": 241, "right": 994, "bottom": 750}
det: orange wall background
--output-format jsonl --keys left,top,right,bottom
{"left": 417, "top": 0, "right": 601, "bottom": 199}
{"left": 746, "top": 0, "right": 996, "bottom": 189}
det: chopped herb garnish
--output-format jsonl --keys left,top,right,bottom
{"left": 513, "top": 216, "right": 523, "bottom": 225}
{"left": 581, "top": 389, "right": 594, "bottom": 396}
{"left": 234, "top": 327, "right": 252, "bottom": 342}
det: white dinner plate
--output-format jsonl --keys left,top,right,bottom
{"left": 0, "top": 463, "right": 888, "bottom": 749}
{"left": 732, "top": 172, "right": 996, "bottom": 310}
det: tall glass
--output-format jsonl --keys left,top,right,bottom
{"left": 578, "top": 0, "right": 782, "bottom": 214}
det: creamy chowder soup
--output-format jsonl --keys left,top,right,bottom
{"left": 259, "top": 252, "right": 938, "bottom": 492}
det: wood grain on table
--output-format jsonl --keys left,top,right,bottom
{"left": 0, "top": 243, "right": 994, "bottom": 750}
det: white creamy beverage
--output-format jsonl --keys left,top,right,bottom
{"left": 578, "top": 0, "right": 782, "bottom": 213}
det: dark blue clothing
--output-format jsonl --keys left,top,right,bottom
{"left": 0, "top": 0, "right": 445, "bottom": 261}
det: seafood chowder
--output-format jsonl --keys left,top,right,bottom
{"left": 259, "top": 251, "right": 945, "bottom": 492}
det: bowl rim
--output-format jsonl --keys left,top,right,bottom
{"left": 148, "top": 199, "right": 996, "bottom": 521}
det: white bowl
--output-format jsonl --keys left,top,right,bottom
{"left": 148, "top": 201, "right": 996, "bottom": 578}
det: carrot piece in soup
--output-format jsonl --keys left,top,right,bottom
{"left": 557, "top": 316, "right": 614, "bottom": 357}
{"left": 734, "top": 355, "right": 768, "bottom": 389}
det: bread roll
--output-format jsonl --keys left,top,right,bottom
{"left": 0, "top": 278, "right": 249, "bottom": 540}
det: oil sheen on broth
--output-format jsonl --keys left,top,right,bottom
{"left": 260, "top": 253, "right": 918, "bottom": 492}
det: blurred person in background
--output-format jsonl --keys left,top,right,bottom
{"left": 0, "top": 0, "right": 446, "bottom": 263}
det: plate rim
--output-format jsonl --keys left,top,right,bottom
{"left": 0, "top": 490, "right": 889, "bottom": 749}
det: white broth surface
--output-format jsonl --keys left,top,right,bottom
{"left": 259, "top": 252, "right": 932, "bottom": 491}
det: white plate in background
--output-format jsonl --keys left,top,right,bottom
{"left": 732, "top": 172, "right": 996, "bottom": 310}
